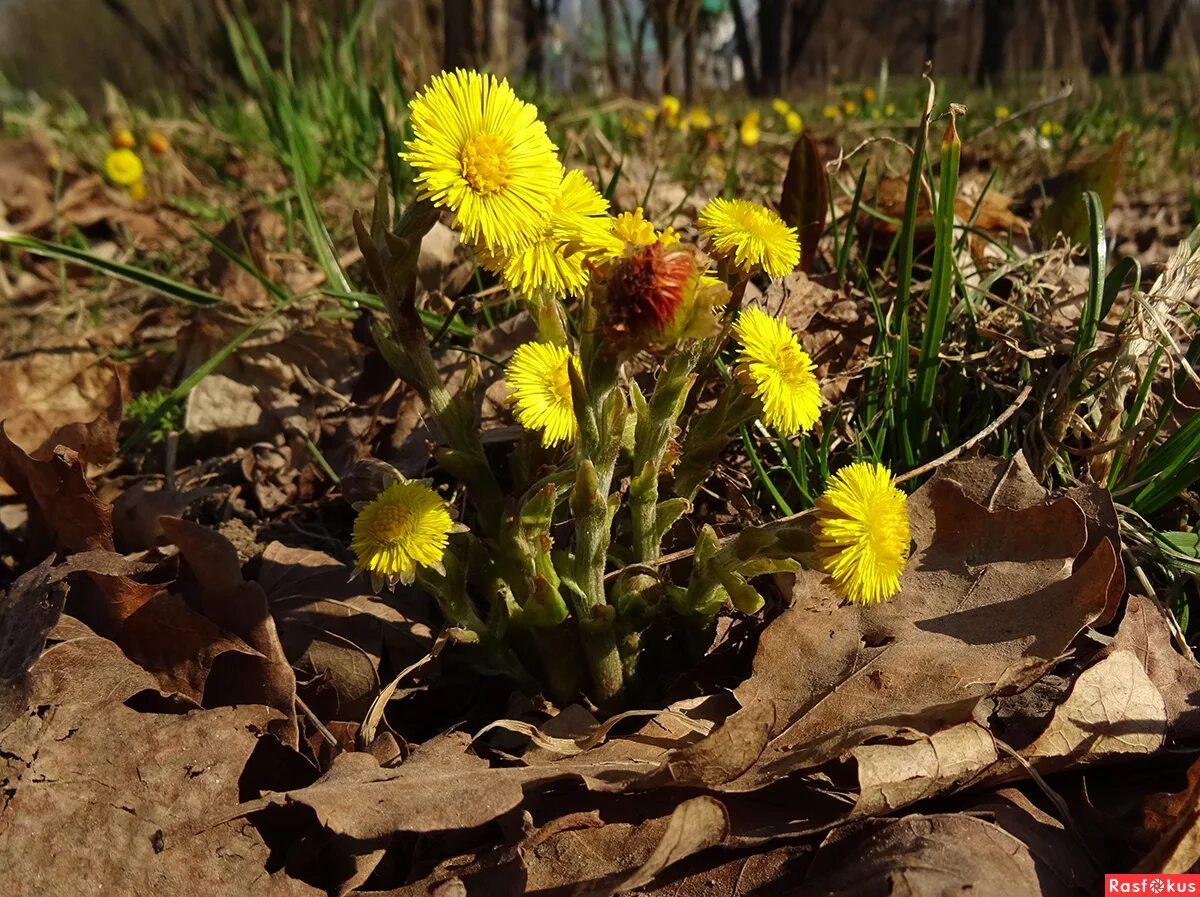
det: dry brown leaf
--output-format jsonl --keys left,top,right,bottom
{"left": 0, "top": 351, "right": 124, "bottom": 464}
{"left": 0, "top": 631, "right": 317, "bottom": 897}
{"left": 804, "top": 811, "right": 1047, "bottom": 897}
{"left": 725, "top": 455, "right": 1116, "bottom": 790}
{"left": 161, "top": 517, "right": 299, "bottom": 747}
{"left": 0, "top": 430, "right": 160, "bottom": 627}
{"left": 1023, "top": 649, "right": 1166, "bottom": 765}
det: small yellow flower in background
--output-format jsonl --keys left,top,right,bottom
{"left": 660, "top": 95, "right": 681, "bottom": 118}
{"left": 127, "top": 181, "right": 146, "bottom": 202}
{"left": 1039, "top": 120, "right": 1063, "bottom": 138}
{"left": 785, "top": 110, "right": 803, "bottom": 134}
{"left": 104, "top": 148, "right": 144, "bottom": 186}
{"left": 771, "top": 98, "right": 790, "bottom": 116}
{"left": 110, "top": 127, "right": 135, "bottom": 149}
{"left": 146, "top": 130, "right": 170, "bottom": 155}
{"left": 352, "top": 480, "right": 454, "bottom": 586}
{"left": 739, "top": 110, "right": 761, "bottom": 147}
{"left": 506, "top": 341, "right": 580, "bottom": 447}
{"left": 612, "top": 207, "right": 678, "bottom": 247}
{"left": 884, "top": 102, "right": 897, "bottom": 117}
{"left": 862, "top": 86, "right": 876, "bottom": 104}
{"left": 814, "top": 461, "right": 910, "bottom": 605}
{"left": 841, "top": 100, "right": 858, "bottom": 116}
{"left": 476, "top": 168, "right": 613, "bottom": 298}
{"left": 697, "top": 197, "right": 800, "bottom": 279}
{"left": 822, "top": 104, "right": 840, "bottom": 120}
{"left": 994, "top": 105, "right": 1010, "bottom": 120}
{"left": 732, "top": 307, "right": 821, "bottom": 436}
{"left": 871, "top": 108, "right": 882, "bottom": 120}
{"left": 642, "top": 106, "right": 657, "bottom": 122}
{"left": 403, "top": 69, "right": 561, "bottom": 253}
{"left": 688, "top": 107, "right": 713, "bottom": 129}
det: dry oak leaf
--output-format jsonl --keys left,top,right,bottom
{"left": 0, "top": 629, "right": 317, "bottom": 897}
{"left": 0, "top": 351, "right": 124, "bottom": 465}
{"left": 0, "top": 426, "right": 160, "bottom": 626}
{"left": 161, "top": 517, "right": 299, "bottom": 748}
{"left": 723, "top": 455, "right": 1117, "bottom": 790}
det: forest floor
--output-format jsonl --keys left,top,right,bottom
{"left": 2, "top": 42, "right": 1200, "bottom": 896}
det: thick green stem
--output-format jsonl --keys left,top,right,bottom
{"left": 630, "top": 346, "right": 700, "bottom": 563}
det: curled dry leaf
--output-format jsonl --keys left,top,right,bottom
{"left": 160, "top": 517, "right": 299, "bottom": 747}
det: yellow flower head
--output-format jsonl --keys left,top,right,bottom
{"left": 611, "top": 207, "right": 678, "bottom": 247}
{"left": 814, "top": 461, "right": 910, "bottom": 605}
{"left": 506, "top": 341, "right": 580, "bottom": 447}
{"left": 697, "top": 197, "right": 800, "bottom": 279}
{"left": 733, "top": 307, "right": 821, "bottom": 435}
{"left": 862, "top": 86, "right": 877, "bottom": 104}
{"left": 477, "top": 168, "right": 613, "bottom": 298}
{"left": 772, "top": 98, "right": 791, "bottom": 116}
{"left": 688, "top": 107, "right": 713, "bottom": 130}
{"left": 104, "top": 148, "right": 144, "bottom": 187}
{"left": 352, "top": 480, "right": 454, "bottom": 586}
{"left": 842, "top": 100, "right": 858, "bottom": 116}
{"left": 110, "top": 127, "right": 135, "bottom": 149}
{"left": 146, "top": 130, "right": 170, "bottom": 155}
{"left": 994, "top": 105, "right": 1010, "bottom": 120}
{"left": 127, "top": 180, "right": 146, "bottom": 202}
{"left": 403, "top": 69, "right": 561, "bottom": 252}
{"left": 739, "top": 110, "right": 761, "bottom": 147}
{"left": 785, "top": 110, "right": 803, "bottom": 134}
{"left": 660, "top": 95, "right": 681, "bottom": 119}
{"left": 642, "top": 106, "right": 658, "bottom": 123}
{"left": 884, "top": 102, "right": 897, "bottom": 117}
{"left": 822, "top": 104, "right": 841, "bottom": 120}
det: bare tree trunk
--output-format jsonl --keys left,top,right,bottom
{"left": 975, "top": 0, "right": 1014, "bottom": 86}
{"left": 445, "top": 0, "right": 481, "bottom": 70}
{"left": 758, "top": 0, "right": 786, "bottom": 96}
{"left": 598, "top": 0, "right": 622, "bottom": 92}
{"left": 924, "top": 0, "right": 941, "bottom": 66}
{"left": 1149, "top": 0, "right": 1188, "bottom": 70}
{"left": 522, "top": 0, "right": 550, "bottom": 85}
{"left": 1091, "top": 0, "right": 1124, "bottom": 75}
{"left": 786, "top": 0, "right": 828, "bottom": 86}
{"left": 729, "top": 0, "right": 760, "bottom": 95}
{"left": 487, "top": 0, "right": 510, "bottom": 77}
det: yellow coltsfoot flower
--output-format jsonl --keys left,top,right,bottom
{"left": 739, "top": 110, "right": 761, "bottom": 147}
{"left": 476, "top": 168, "right": 614, "bottom": 298}
{"left": 611, "top": 207, "right": 678, "bottom": 247}
{"left": 785, "top": 110, "right": 803, "bottom": 134}
{"left": 732, "top": 307, "right": 821, "bottom": 435}
{"left": 104, "top": 148, "right": 144, "bottom": 187}
{"left": 403, "top": 69, "right": 561, "bottom": 253}
{"left": 814, "top": 461, "right": 910, "bottom": 605}
{"left": 506, "top": 341, "right": 580, "bottom": 447}
{"left": 352, "top": 480, "right": 455, "bottom": 587}
{"left": 697, "top": 197, "right": 800, "bottom": 279}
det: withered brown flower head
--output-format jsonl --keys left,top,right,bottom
{"left": 603, "top": 242, "right": 696, "bottom": 337}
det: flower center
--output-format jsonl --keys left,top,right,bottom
{"left": 461, "top": 134, "right": 513, "bottom": 195}
{"left": 551, "top": 362, "right": 573, "bottom": 409}
{"left": 775, "top": 343, "right": 810, "bottom": 386}
{"left": 368, "top": 503, "right": 416, "bottom": 545}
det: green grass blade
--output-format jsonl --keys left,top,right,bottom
{"left": 1075, "top": 190, "right": 1107, "bottom": 358}
{"left": 912, "top": 115, "right": 961, "bottom": 450}
{"left": 1, "top": 233, "right": 222, "bottom": 306}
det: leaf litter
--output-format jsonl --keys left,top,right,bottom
{"left": 2, "top": 105, "right": 1200, "bottom": 897}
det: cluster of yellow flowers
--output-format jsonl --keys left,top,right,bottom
{"left": 103, "top": 125, "right": 169, "bottom": 201}
{"left": 351, "top": 68, "right": 910, "bottom": 610}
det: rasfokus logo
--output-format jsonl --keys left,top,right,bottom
{"left": 1107, "top": 875, "right": 1200, "bottom": 893}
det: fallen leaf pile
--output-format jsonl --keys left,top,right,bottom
{"left": 2, "top": 367, "right": 1198, "bottom": 897}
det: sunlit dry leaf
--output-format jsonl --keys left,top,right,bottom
{"left": 0, "top": 632, "right": 316, "bottom": 897}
